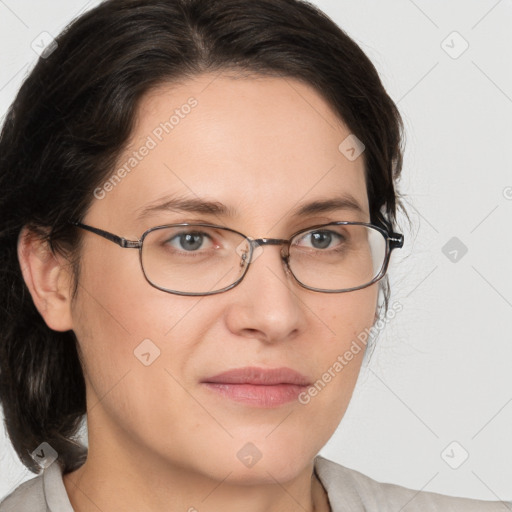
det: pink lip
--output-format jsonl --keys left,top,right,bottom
{"left": 201, "top": 367, "right": 311, "bottom": 408}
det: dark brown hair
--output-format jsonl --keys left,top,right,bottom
{"left": 0, "top": 0, "right": 406, "bottom": 474}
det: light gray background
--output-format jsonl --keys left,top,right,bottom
{"left": 1, "top": 0, "right": 511, "bottom": 504}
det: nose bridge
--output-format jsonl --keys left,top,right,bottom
{"left": 251, "top": 237, "right": 289, "bottom": 262}
{"left": 238, "top": 237, "right": 290, "bottom": 276}
{"left": 253, "top": 237, "right": 287, "bottom": 247}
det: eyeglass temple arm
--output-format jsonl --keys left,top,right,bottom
{"left": 388, "top": 232, "right": 404, "bottom": 250}
{"left": 70, "top": 221, "right": 141, "bottom": 249}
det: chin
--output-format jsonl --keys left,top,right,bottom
{"left": 205, "top": 434, "right": 319, "bottom": 485}
{"left": 222, "top": 455, "right": 315, "bottom": 486}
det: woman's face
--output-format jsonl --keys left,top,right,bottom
{"left": 70, "top": 73, "right": 378, "bottom": 483}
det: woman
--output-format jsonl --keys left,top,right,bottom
{"left": 0, "top": 0, "right": 508, "bottom": 510}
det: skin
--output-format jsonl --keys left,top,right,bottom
{"left": 18, "top": 72, "right": 379, "bottom": 512}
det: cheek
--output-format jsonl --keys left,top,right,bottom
{"left": 338, "top": 280, "right": 378, "bottom": 325}
{"left": 70, "top": 244, "right": 203, "bottom": 408}
{"left": 320, "top": 281, "right": 379, "bottom": 359}
{"left": 73, "top": 239, "right": 205, "bottom": 343}
{"left": 70, "top": 252, "right": 213, "bottom": 463}
{"left": 302, "top": 283, "right": 378, "bottom": 417}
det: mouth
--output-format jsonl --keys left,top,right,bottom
{"left": 201, "top": 367, "right": 311, "bottom": 408}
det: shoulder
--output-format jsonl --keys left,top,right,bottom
{"left": 0, "top": 473, "right": 46, "bottom": 512}
{"left": 0, "top": 461, "right": 72, "bottom": 512}
{"left": 314, "top": 456, "right": 510, "bottom": 512}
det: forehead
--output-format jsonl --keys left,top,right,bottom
{"left": 91, "top": 73, "right": 369, "bottom": 230}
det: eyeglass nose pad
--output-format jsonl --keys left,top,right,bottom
{"left": 240, "top": 251, "right": 248, "bottom": 268}
{"left": 236, "top": 239, "right": 265, "bottom": 268}
{"left": 281, "top": 251, "right": 293, "bottom": 277}
{"left": 235, "top": 238, "right": 250, "bottom": 268}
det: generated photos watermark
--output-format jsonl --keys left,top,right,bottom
{"left": 298, "top": 300, "right": 403, "bottom": 405}
{"left": 94, "top": 97, "right": 198, "bottom": 200}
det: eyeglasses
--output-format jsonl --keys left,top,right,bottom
{"left": 70, "top": 221, "right": 404, "bottom": 296}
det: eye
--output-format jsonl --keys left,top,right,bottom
{"left": 295, "top": 229, "right": 346, "bottom": 250}
{"left": 164, "top": 230, "right": 216, "bottom": 252}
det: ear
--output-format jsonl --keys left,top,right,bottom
{"left": 17, "top": 227, "right": 74, "bottom": 332}
{"left": 374, "top": 286, "right": 384, "bottom": 323}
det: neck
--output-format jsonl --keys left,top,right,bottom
{"left": 63, "top": 422, "right": 330, "bottom": 512}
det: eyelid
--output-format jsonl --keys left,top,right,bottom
{"left": 291, "top": 220, "right": 349, "bottom": 234}
{"left": 292, "top": 223, "right": 346, "bottom": 240}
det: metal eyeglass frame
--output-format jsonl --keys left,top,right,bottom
{"left": 69, "top": 220, "right": 404, "bottom": 296}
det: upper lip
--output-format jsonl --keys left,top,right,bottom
{"left": 202, "top": 367, "right": 311, "bottom": 386}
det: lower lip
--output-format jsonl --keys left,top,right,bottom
{"left": 202, "top": 383, "right": 308, "bottom": 407}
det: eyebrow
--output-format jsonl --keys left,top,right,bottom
{"left": 136, "top": 194, "right": 366, "bottom": 220}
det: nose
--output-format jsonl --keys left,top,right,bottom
{"left": 225, "top": 238, "right": 305, "bottom": 343}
